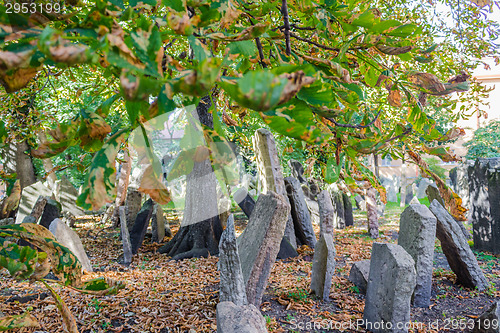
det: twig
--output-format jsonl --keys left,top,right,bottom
{"left": 289, "top": 32, "right": 340, "bottom": 52}
{"left": 326, "top": 108, "right": 383, "bottom": 129}
{"left": 255, "top": 37, "right": 267, "bottom": 68}
{"left": 281, "top": 0, "right": 291, "bottom": 56}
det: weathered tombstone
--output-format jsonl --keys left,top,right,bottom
{"left": 151, "top": 204, "right": 166, "bottom": 243}
{"left": 468, "top": 158, "right": 500, "bottom": 254}
{"left": 409, "top": 196, "right": 420, "bottom": 205}
{"left": 348, "top": 260, "right": 370, "bottom": 294}
{"left": 38, "top": 199, "right": 61, "bottom": 229}
{"left": 450, "top": 163, "right": 471, "bottom": 210}
{"left": 363, "top": 243, "right": 416, "bottom": 333}
{"left": 0, "top": 218, "right": 14, "bottom": 226}
{"left": 398, "top": 204, "right": 437, "bottom": 308}
{"left": 355, "top": 195, "right": 366, "bottom": 211}
{"left": 304, "top": 195, "right": 320, "bottom": 226}
{"left": 22, "top": 215, "right": 36, "bottom": 224}
{"left": 429, "top": 200, "right": 488, "bottom": 290}
{"left": 381, "top": 176, "right": 399, "bottom": 203}
{"left": 218, "top": 215, "right": 248, "bottom": 306}
{"left": 49, "top": 219, "right": 93, "bottom": 272}
{"left": 216, "top": 302, "right": 267, "bottom": 333}
{"left": 308, "top": 179, "right": 321, "bottom": 199}
{"left": 253, "top": 129, "right": 296, "bottom": 249}
{"left": 329, "top": 186, "right": 345, "bottom": 229}
{"left": 343, "top": 193, "right": 354, "bottom": 227}
{"left": 284, "top": 177, "right": 316, "bottom": 248}
{"left": 317, "top": 190, "right": 334, "bottom": 237}
{"left": 366, "top": 188, "right": 379, "bottom": 238}
{"left": 288, "top": 159, "right": 306, "bottom": 183}
{"left": 404, "top": 183, "right": 414, "bottom": 205}
{"left": 130, "top": 199, "right": 154, "bottom": 254}
{"left": 416, "top": 178, "right": 433, "bottom": 199}
{"left": 125, "top": 189, "right": 143, "bottom": 232}
{"left": 118, "top": 206, "right": 132, "bottom": 266}
{"left": 30, "top": 196, "right": 49, "bottom": 222}
{"left": 234, "top": 187, "right": 298, "bottom": 259}
{"left": 310, "top": 233, "right": 336, "bottom": 301}
{"left": 15, "top": 182, "right": 53, "bottom": 224}
{"left": 473, "top": 301, "right": 500, "bottom": 333}
{"left": 237, "top": 191, "right": 289, "bottom": 307}
{"left": 57, "top": 177, "right": 85, "bottom": 217}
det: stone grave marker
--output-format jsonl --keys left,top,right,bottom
{"left": 468, "top": 158, "right": 500, "bottom": 254}
{"left": 151, "top": 203, "right": 166, "bottom": 243}
{"left": 130, "top": 199, "right": 154, "bottom": 254}
{"left": 310, "top": 233, "right": 336, "bottom": 301}
{"left": 118, "top": 206, "right": 132, "bottom": 266}
{"left": 348, "top": 260, "right": 370, "bottom": 294}
{"left": 473, "top": 301, "right": 500, "bottom": 333}
{"left": 355, "top": 195, "right": 366, "bottom": 211}
{"left": 237, "top": 191, "right": 289, "bottom": 307}
{"left": 253, "top": 128, "right": 296, "bottom": 249}
{"left": 416, "top": 178, "right": 433, "bottom": 199}
{"left": 317, "top": 190, "right": 334, "bottom": 237}
{"left": 285, "top": 177, "right": 316, "bottom": 248}
{"left": 450, "top": 162, "right": 472, "bottom": 211}
{"left": 288, "top": 159, "right": 306, "bottom": 184}
{"left": 58, "top": 177, "right": 85, "bottom": 217}
{"left": 39, "top": 199, "right": 61, "bottom": 229}
{"left": 125, "top": 189, "right": 143, "bottom": 232}
{"left": 218, "top": 215, "right": 248, "bottom": 306}
{"left": 343, "top": 193, "right": 354, "bottom": 227}
{"left": 49, "top": 218, "right": 93, "bottom": 272}
{"left": 15, "top": 182, "right": 53, "bottom": 224}
{"left": 216, "top": 301, "right": 267, "bottom": 333}
{"left": 363, "top": 243, "right": 416, "bottom": 333}
{"left": 398, "top": 204, "right": 436, "bottom": 307}
{"left": 429, "top": 200, "right": 488, "bottom": 290}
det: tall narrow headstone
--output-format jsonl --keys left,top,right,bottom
{"left": 285, "top": 177, "right": 316, "bottom": 248}
{"left": 398, "top": 204, "right": 437, "bottom": 308}
{"left": 119, "top": 206, "right": 132, "bottom": 266}
{"left": 328, "top": 186, "right": 345, "bottom": 229}
{"left": 151, "top": 203, "right": 166, "bottom": 243}
{"left": 363, "top": 243, "right": 416, "bottom": 333}
{"left": 130, "top": 199, "right": 154, "bottom": 254}
{"left": 450, "top": 163, "right": 471, "bottom": 210}
{"left": 237, "top": 192, "right": 289, "bottom": 307}
{"left": 310, "top": 233, "right": 336, "bottom": 301}
{"left": 288, "top": 159, "right": 306, "bottom": 183}
{"left": 39, "top": 199, "right": 61, "bottom": 229}
{"left": 125, "top": 189, "right": 143, "bottom": 232}
{"left": 468, "top": 158, "right": 500, "bottom": 254}
{"left": 253, "top": 129, "right": 296, "bottom": 249}
{"left": 317, "top": 190, "right": 334, "bottom": 237}
{"left": 343, "top": 193, "right": 354, "bottom": 227}
{"left": 219, "top": 215, "right": 248, "bottom": 306}
{"left": 429, "top": 200, "right": 488, "bottom": 290}
{"left": 348, "top": 260, "right": 370, "bottom": 294}
{"left": 366, "top": 188, "right": 379, "bottom": 238}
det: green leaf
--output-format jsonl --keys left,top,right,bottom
{"left": 325, "top": 154, "right": 344, "bottom": 183}
{"left": 227, "top": 40, "right": 257, "bottom": 57}
{"left": 387, "top": 24, "right": 419, "bottom": 37}
{"left": 0, "top": 312, "right": 40, "bottom": 330}
{"left": 188, "top": 35, "right": 209, "bottom": 62}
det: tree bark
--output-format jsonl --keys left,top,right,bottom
{"left": 16, "top": 141, "right": 36, "bottom": 189}
{"left": 158, "top": 95, "right": 223, "bottom": 260}
{"left": 112, "top": 150, "right": 132, "bottom": 227}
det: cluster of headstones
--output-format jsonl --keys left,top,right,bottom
{"left": 348, "top": 195, "right": 496, "bottom": 332}
{"left": 216, "top": 129, "right": 354, "bottom": 332}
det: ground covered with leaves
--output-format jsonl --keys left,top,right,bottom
{"left": 1, "top": 206, "right": 499, "bottom": 333}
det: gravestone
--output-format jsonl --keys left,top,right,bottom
{"left": 218, "top": 215, "right": 248, "bottom": 306}
{"left": 30, "top": 196, "right": 49, "bottom": 222}
{"left": 125, "top": 189, "right": 143, "bottom": 232}
{"left": 310, "top": 233, "right": 336, "bottom": 301}
{"left": 363, "top": 243, "right": 416, "bottom": 333}
{"left": 468, "top": 158, "right": 500, "bottom": 254}
{"left": 366, "top": 188, "right": 379, "bottom": 238}
{"left": 130, "top": 199, "right": 154, "bottom": 254}
{"left": 216, "top": 302, "right": 267, "bottom": 333}
{"left": 416, "top": 178, "right": 433, "bottom": 199}
{"left": 234, "top": 187, "right": 298, "bottom": 259}
{"left": 318, "top": 190, "right": 334, "bottom": 237}
{"left": 57, "top": 177, "right": 85, "bottom": 217}
{"left": 253, "top": 128, "right": 296, "bottom": 249}
{"left": 49, "top": 219, "right": 93, "bottom": 272}
{"left": 237, "top": 191, "right": 289, "bottom": 307}
{"left": 288, "top": 159, "right": 306, "bottom": 183}
{"left": 0, "top": 218, "right": 14, "bottom": 226}
{"left": 39, "top": 199, "right": 61, "bottom": 229}
{"left": 343, "top": 193, "right": 354, "bottom": 227}
{"left": 381, "top": 176, "right": 399, "bottom": 203}
{"left": 15, "top": 182, "right": 53, "bottom": 224}
{"left": 355, "top": 195, "right": 366, "bottom": 211}
{"left": 118, "top": 206, "right": 132, "bottom": 266}
{"left": 285, "top": 177, "right": 316, "bottom": 248}
{"left": 450, "top": 162, "right": 472, "bottom": 210}
{"left": 429, "top": 200, "right": 488, "bottom": 290}
{"left": 473, "top": 301, "right": 500, "bottom": 333}
{"left": 151, "top": 204, "right": 166, "bottom": 243}
{"left": 348, "top": 260, "right": 370, "bottom": 294}
{"left": 398, "top": 204, "right": 437, "bottom": 308}
{"left": 404, "top": 183, "right": 415, "bottom": 205}
{"left": 425, "top": 183, "right": 444, "bottom": 207}
{"left": 304, "top": 195, "right": 320, "bottom": 226}
{"left": 328, "top": 185, "right": 346, "bottom": 229}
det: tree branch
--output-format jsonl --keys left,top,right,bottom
{"left": 281, "top": 0, "right": 291, "bottom": 56}
{"left": 326, "top": 108, "right": 382, "bottom": 129}
{"left": 255, "top": 37, "right": 267, "bottom": 68}
{"left": 288, "top": 32, "right": 340, "bottom": 52}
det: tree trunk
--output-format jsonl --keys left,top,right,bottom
{"left": 112, "top": 150, "right": 132, "bottom": 227}
{"left": 15, "top": 141, "right": 36, "bottom": 189}
{"left": 158, "top": 96, "right": 223, "bottom": 260}
{"left": 366, "top": 187, "right": 379, "bottom": 238}
{"left": 373, "top": 153, "right": 379, "bottom": 179}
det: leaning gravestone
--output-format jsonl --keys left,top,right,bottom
{"left": 253, "top": 128, "right": 297, "bottom": 250}
{"left": 39, "top": 199, "right": 61, "bottom": 229}
{"left": 285, "top": 177, "right": 316, "bottom": 248}
{"left": 125, "top": 189, "right": 143, "bottom": 232}
{"left": 398, "top": 204, "right": 437, "bottom": 308}
{"left": 118, "top": 206, "right": 133, "bottom": 266}
{"left": 429, "top": 200, "right": 488, "bottom": 290}
{"left": 416, "top": 178, "right": 433, "bottom": 199}
{"left": 310, "top": 233, "right": 336, "bottom": 301}
{"left": 343, "top": 193, "right": 354, "bottom": 227}
{"left": 151, "top": 204, "right": 166, "bottom": 243}
{"left": 355, "top": 195, "right": 366, "bottom": 211}
{"left": 318, "top": 190, "right": 334, "bottom": 237}
{"left": 218, "top": 215, "right": 248, "bottom": 306}
{"left": 29, "top": 196, "right": 49, "bottom": 222}
{"left": 348, "top": 260, "right": 370, "bottom": 294}
{"left": 130, "top": 199, "right": 154, "bottom": 254}
{"left": 15, "top": 182, "right": 53, "bottom": 224}
{"left": 450, "top": 162, "right": 472, "bottom": 211}
{"left": 472, "top": 301, "right": 500, "bottom": 333}
{"left": 288, "top": 159, "right": 306, "bottom": 184}
{"left": 216, "top": 301, "right": 267, "bottom": 333}
{"left": 49, "top": 218, "right": 93, "bottom": 272}
{"left": 363, "top": 243, "right": 416, "bottom": 333}
{"left": 468, "top": 158, "right": 500, "bottom": 254}
{"left": 237, "top": 191, "right": 289, "bottom": 307}
{"left": 328, "top": 185, "right": 346, "bottom": 229}
{"left": 57, "top": 177, "right": 85, "bottom": 217}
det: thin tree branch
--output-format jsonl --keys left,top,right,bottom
{"left": 281, "top": 0, "right": 291, "bottom": 56}
{"left": 326, "top": 108, "right": 383, "bottom": 129}
{"left": 255, "top": 37, "right": 267, "bottom": 68}
{"left": 288, "top": 32, "right": 340, "bottom": 52}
